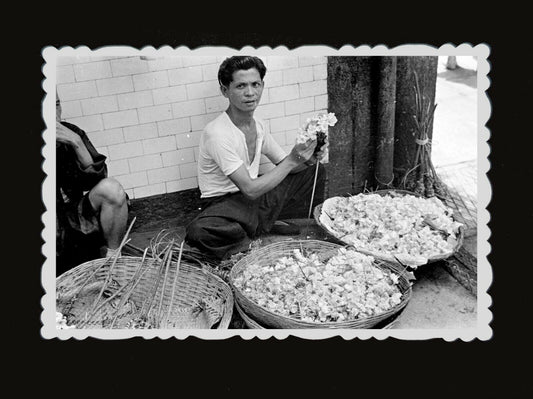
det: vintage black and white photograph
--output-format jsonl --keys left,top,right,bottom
{"left": 41, "top": 45, "right": 491, "bottom": 339}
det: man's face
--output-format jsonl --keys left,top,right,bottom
{"left": 221, "top": 68, "right": 264, "bottom": 113}
{"left": 56, "top": 98, "right": 62, "bottom": 122}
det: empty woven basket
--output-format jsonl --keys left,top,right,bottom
{"left": 57, "top": 256, "right": 234, "bottom": 329}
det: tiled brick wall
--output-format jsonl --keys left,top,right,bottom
{"left": 57, "top": 55, "right": 328, "bottom": 199}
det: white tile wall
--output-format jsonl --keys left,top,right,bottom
{"left": 57, "top": 55, "right": 328, "bottom": 199}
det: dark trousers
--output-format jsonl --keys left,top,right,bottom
{"left": 185, "top": 164, "right": 325, "bottom": 259}
{"left": 56, "top": 228, "right": 104, "bottom": 276}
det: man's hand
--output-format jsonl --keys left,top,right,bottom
{"left": 56, "top": 121, "right": 94, "bottom": 167}
{"left": 303, "top": 138, "right": 329, "bottom": 165}
{"left": 56, "top": 121, "right": 83, "bottom": 147}
{"left": 289, "top": 138, "right": 317, "bottom": 165}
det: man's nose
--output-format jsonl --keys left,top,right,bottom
{"left": 244, "top": 85, "right": 254, "bottom": 96}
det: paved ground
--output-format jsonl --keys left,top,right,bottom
{"left": 392, "top": 56, "right": 479, "bottom": 329}
{"left": 432, "top": 56, "right": 478, "bottom": 168}
{"left": 127, "top": 56, "right": 480, "bottom": 330}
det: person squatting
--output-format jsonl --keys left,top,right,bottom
{"left": 185, "top": 56, "right": 327, "bottom": 260}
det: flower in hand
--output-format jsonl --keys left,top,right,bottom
{"left": 296, "top": 113, "right": 337, "bottom": 164}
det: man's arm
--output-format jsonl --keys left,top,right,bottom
{"left": 229, "top": 140, "right": 317, "bottom": 200}
{"left": 57, "top": 121, "right": 108, "bottom": 190}
{"left": 289, "top": 160, "right": 314, "bottom": 174}
{"left": 57, "top": 121, "right": 94, "bottom": 168}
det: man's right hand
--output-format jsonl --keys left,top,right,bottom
{"left": 289, "top": 139, "right": 317, "bottom": 165}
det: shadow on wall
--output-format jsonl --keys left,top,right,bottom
{"left": 437, "top": 67, "right": 477, "bottom": 89}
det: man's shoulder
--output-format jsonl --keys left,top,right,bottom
{"left": 204, "top": 113, "right": 232, "bottom": 137}
{"left": 255, "top": 117, "right": 267, "bottom": 133}
{"left": 60, "top": 121, "right": 84, "bottom": 136}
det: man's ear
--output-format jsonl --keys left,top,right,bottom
{"left": 220, "top": 84, "right": 228, "bottom": 98}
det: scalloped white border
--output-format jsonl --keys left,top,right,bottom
{"left": 41, "top": 44, "right": 492, "bottom": 341}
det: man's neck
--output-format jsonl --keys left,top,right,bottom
{"left": 226, "top": 107, "right": 255, "bottom": 129}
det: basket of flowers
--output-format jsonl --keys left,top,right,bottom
{"left": 56, "top": 248, "right": 234, "bottom": 329}
{"left": 313, "top": 189, "right": 465, "bottom": 268}
{"left": 229, "top": 239, "right": 412, "bottom": 329}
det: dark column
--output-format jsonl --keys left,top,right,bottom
{"left": 375, "top": 57, "right": 397, "bottom": 188}
{"left": 326, "top": 56, "right": 357, "bottom": 197}
{"left": 352, "top": 57, "right": 375, "bottom": 194}
{"left": 327, "top": 57, "right": 376, "bottom": 196}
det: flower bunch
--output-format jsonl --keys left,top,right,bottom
{"left": 296, "top": 112, "right": 337, "bottom": 163}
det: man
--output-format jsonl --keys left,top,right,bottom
{"left": 185, "top": 56, "right": 326, "bottom": 260}
{"left": 56, "top": 93, "right": 129, "bottom": 275}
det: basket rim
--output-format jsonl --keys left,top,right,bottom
{"left": 228, "top": 239, "right": 412, "bottom": 329}
{"left": 57, "top": 255, "right": 229, "bottom": 284}
{"left": 313, "top": 189, "right": 465, "bottom": 265}
{"left": 235, "top": 301, "right": 266, "bottom": 329}
{"left": 234, "top": 293, "right": 406, "bottom": 330}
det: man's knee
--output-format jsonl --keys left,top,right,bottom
{"left": 185, "top": 219, "right": 204, "bottom": 242}
{"left": 92, "top": 178, "right": 127, "bottom": 206}
{"left": 186, "top": 217, "right": 247, "bottom": 243}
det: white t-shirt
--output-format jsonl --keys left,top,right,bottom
{"left": 198, "top": 112, "right": 287, "bottom": 198}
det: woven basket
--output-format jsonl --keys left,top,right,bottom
{"left": 235, "top": 301, "right": 266, "bottom": 329}
{"left": 57, "top": 256, "right": 234, "bottom": 329}
{"left": 229, "top": 240, "right": 412, "bottom": 329}
{"left": 313, "top": 189, "right": 465, "bottom": 267}
{"left": 235, "top": 295, "right": 405, "bottom": 330}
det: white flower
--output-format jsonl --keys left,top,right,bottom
{"left": 296, "top": 112, "right": 337, "bottom": 144}
{"left": 317, "top": 119, "right": 329, "bottom": 132}
{"left": 327, "top": 113, "right": 338, "bottom": 126}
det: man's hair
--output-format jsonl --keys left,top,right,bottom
{"left": 218, "top": 56, "right": 267, "bottom": 87}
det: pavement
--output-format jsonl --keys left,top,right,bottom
{"left": 127, "top": 56, "right": 480, "bottom": 330}
{"left": 391, "top": 56, "right": 479, "bottom": 329}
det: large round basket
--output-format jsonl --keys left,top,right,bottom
{"left": 57, "top": 256, "right": 234, "bottom": 329}
{"left": 229, "top": 240, "right": 412, "bottom": 329}
{"left": 313, "top": 189, "right": 465, "bottom": 267}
